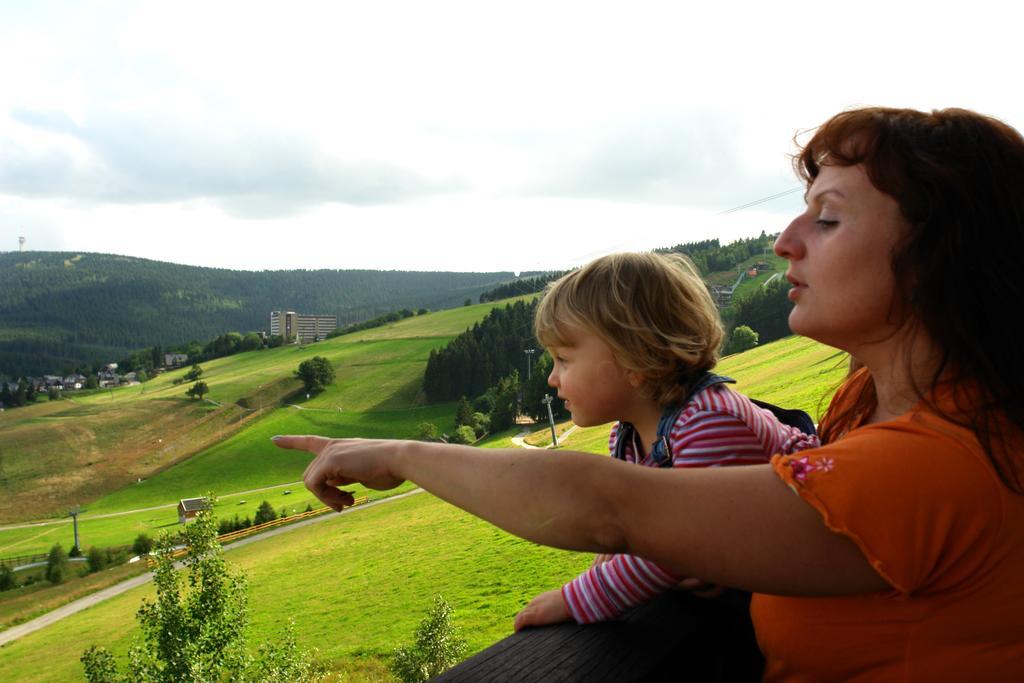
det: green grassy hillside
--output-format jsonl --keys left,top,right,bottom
{"left": 0, "top": 299, "right": 533, "bottom": 548}
{"left": 725, "top": 254, "right": 786, "bottom": 303}
{"left": 718, "top": 334, "right": 849, "bottom": 418}
{"left": 0, "top": 330, "right": 844, "bottom": 560}
{"left": 0, "top": 493, "right": 593, "bottom": 682}
{"left": 0, "top": 331, "right": 850, "bottom": 680}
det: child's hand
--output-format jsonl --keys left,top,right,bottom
{"left": 514, "top": 589, "right": 571, "bottom": 632}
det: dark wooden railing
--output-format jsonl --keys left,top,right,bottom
{"left": 433, "top": 591, "right": 764, "bottom": 682}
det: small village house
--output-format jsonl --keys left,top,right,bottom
{"left": 164, "top": 353, "right": 189, "bottom": 368}
{"left": 178, "top": 497, "right": 210, "bottom": 524}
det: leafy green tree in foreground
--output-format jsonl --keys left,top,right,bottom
{"left": 82, "top": 497, "right": 322, "bottom": 683}
{"left": 390, "top": 595, "right": 467, "bottom": 683}
{"left": 295, "top": 356, "right": 336, "bottom": 393}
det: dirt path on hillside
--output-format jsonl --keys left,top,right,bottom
{"left": 0, "top": 488, "right": 425, "bottom": 647}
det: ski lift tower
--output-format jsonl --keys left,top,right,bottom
{"left": 68, "top": 505, "right": 86, "bottom": 553}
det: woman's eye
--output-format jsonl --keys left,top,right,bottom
{"left": 815, "top": 219, "right": 839, "bottom": 229}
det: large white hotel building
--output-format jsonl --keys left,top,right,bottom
{"left": 269, "top": 311, "right": 338, "bottom": 343}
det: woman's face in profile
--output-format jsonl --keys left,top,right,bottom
{"left": 774, "top": 164, "right": 909, "bottom": 352}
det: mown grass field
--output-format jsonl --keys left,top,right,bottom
{"left": 81, "top": 404, "right": 450, "bottom": 515}
{"left": 717, "top": 333, "right": 849, "bottom": 419}
{"left": 0, "top": 493, "right": 592, "bottom": 682}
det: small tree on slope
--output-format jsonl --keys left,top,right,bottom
{"left": 295, "top": 356, "right": 335, "bottom": 394}
{"left": 81, "top": 496, "right": 322, "bottom": 683}
{"left": 390, "top": 595, "right": 467, "bottom": 683}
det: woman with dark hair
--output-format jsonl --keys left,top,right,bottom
{"left": 276, "top": 107, "right": 1024, "bottom": 681}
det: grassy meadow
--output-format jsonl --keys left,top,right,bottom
{"left": 717, "top": 333, "right": 849, "bottom": 419}
{"left": 0, "top": 493, "right": 592, "bottom": 682}
{"left": 0, "top": 298, "right": 535, "bottom": 546}
{"left": 0, "top": 287, "right": 854, "bottom": 681}
{"left": 0, "top": 329, "right": 845, "bottom": 561}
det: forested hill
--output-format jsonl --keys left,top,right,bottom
{"left": 0, "top": 251, "right": 514, "bottom": 376}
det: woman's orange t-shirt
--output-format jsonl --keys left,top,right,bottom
{"left": 751, "top": 369, "right": 1024, "bottom": 682}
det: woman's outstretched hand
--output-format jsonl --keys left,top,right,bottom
{"left": 514, "top": 588, "right": 571, "bottom": 632}
{"left": 272, "top": 435, "right": 407, "bottom": 510}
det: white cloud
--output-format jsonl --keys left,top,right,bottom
{"left": 1, "top": 0, "right": 1021, "bottom": 270}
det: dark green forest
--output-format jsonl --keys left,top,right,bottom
{"left": 0, "top": 252, "right": 513, "bottom": 376}
{"left": 477, "top": 272, "right": 566, "bottom": 303}
{"left": 2, "top": 236, "right": 794, "bottom": 380}
{"left": 425, "top": 235, "right": 792, "bottom": 412}
{"left": 728, "top": 278, "right": 793, "bottom": 346}
{"left": 422, "top": 298, "right": 568, "bottom": 429}
{"left": 656, "top": 232, "right": 774, "bottom": 275}
{"left": 423, "top": 300, "right": 539, "bottom": 403}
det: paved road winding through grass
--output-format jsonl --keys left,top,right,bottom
{"left": 0, "top": 489, "right": 425, "bottom": 647}
{"left": 0, "top": 425, "right": 561, "bottom": 646}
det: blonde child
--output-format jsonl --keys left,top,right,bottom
{"left": 513, "top": 251, "right": 819, "bottom": 629}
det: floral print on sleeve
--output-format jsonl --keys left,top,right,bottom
{"left": 785, "top": 455, "right": 835, "bottom": 484}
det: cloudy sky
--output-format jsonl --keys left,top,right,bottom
{"left": 1, "top": 0, "right": 1020, "bottom": 273}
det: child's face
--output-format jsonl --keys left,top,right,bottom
{"left": 546, "top": 325, "right": 642, "bottom": 427}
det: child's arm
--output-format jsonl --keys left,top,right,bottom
{"left": 561, "top": 553, "right": 680, "bottom": 623}
{"left": 547, "top": 409, "right": 794, "bottom": 626}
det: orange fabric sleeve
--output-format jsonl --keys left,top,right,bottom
{"left": 771, "top": 417, "right": 1004, "bottom": 595}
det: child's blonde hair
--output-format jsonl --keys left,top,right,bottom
{"left": 534, "top": 252, "right": 724, "bottom": 407}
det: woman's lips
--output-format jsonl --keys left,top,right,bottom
{"left": 786, "top": 274, "right": 806, "bottom": 301}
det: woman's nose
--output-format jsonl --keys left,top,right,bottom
{"left": 774, "top": 214, "right": 807, "bottom": 261}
